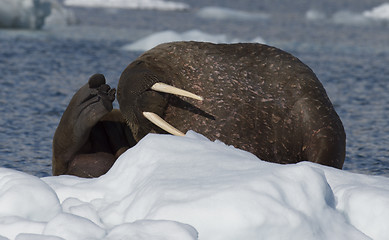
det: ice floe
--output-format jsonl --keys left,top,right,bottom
{"left": 0, "top": 0, "right": 75, "bottom": 29}
{"left": 0, "top": 131, "right": 389, "bottom": 239}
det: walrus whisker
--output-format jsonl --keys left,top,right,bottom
{"left": 151, "top": 82, "right": 204, "bottom": 101}
{"left": 143, "top": 112, "right": 185, "bottom": 136}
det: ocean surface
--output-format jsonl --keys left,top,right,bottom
{"left": 0, "top": 0, "right": 388, "bottom": 177}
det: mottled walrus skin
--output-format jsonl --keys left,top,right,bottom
{"left": 53, "top": 41, "right": 346, "bottom": 177}
{"left": 117, "top": 42, "right": 346, "bottom": 168}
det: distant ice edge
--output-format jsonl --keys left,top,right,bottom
{"left": 305, "top": 3, "right": 389, "bottom": 25}
{"left": 0, "top": 0, "right": 190, "bottom": 30}
{"left": 122, "top": 29, "right": 266, "bottom": 52}
{"left": 64, "top": 0, "right": 189, "bottom": 11}
{"left": 0, "top": 0, "right": 76, "bottom": 29}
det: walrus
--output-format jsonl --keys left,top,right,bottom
{"left": 53, "top": 41, "right": 346, "bottom": 177}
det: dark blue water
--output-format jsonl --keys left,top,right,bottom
{"left": 1, "top": 0, "right": 388, "bottom": 177}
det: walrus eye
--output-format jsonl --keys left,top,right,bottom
{"left": 143, "top": 112, "right": 185, "bottom": 136}
{"left": 151, "top": 82, "right": 204, "bottom": 101}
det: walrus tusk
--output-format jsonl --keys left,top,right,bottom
{"left": 151, "top": 82, "right": 204, "bottom": 101}
{"left": 143, "top": 112, "right": 185, "bottom": 136}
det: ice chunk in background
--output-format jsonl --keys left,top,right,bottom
{"left": 363, "top": 3, "right": 389, "bottom": 20}
{"left": 0, "top": 0, "right": 48, "bottom": 29}
{"left": 122, "top": 30, "right": 228, "bottom": 51}
{"left": 64, "top": 0, "right": 189, "bottom": 11}
{"left": 196, "top": 6, "right": 270, "bottom": 21}
{"left": 0, "top": 0, "right": 75, "bottom": 29}
{"left": 42, "top": 0, "right": 77, "bottom": 29}
{"left": 305, "top": 10, "right": 327, "bottom": 21}
{"left": 331, "top": 11, "right": 372, "bottom": 26}
{"left": 306, "top": 3, "right": 389, "bottom": 25}
{"left": 122, "top": 29, "right": 266, "bottom": 51}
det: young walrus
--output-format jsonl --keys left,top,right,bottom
{"left": 53, "top": 42, "right": 346, "bottom": 177}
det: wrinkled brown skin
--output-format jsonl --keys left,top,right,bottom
{"left": 117, "top": 42, "right": 346, "bottom": 168}
{"left": 52, "top": 74, "right": 135, "bottom": 177}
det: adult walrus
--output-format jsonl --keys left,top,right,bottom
{"left": 53, "top": 41, "right": 346, "bottom": 177}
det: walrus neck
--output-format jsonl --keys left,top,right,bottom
{"left": 125, "top": 117, "right": 140, "bottom": 142}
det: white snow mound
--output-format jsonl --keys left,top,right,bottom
{"left": 0, "top": 131, "right": 389, "bottom": 239}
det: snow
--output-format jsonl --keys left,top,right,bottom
{"left": 64, "top": 0, "right": 189, "bottom": 11}
{"left": 122, "top": 29, "right": 266, "bottom": 51}
{"left": 0, "top": 131, "right": 389, "bottom": 239}
{"left": 0, "top": 0, "right": 75, "bottom": 29}
{"left": 0, "top": 169, "right": 61, "bottom": 222}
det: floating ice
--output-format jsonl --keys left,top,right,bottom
{"left": 305, "top": 10, "right": 326, "bottom": 21}
{"left": 331, "top": 11, "right": 371, "bottom": 25}
{"left": 0, "top": 131, "right": 389, "bottom": 239}
{"left": 121, "top": 29, "right": 265, "bottom": 51}
{"left": 306, "top": 3, "right": 389, "bottom": 25}
{"left": 64, "top": 0, "right": 189, "bottom": 11}
{"left": 122, "top": 30, "right": 228, "bottom": 51}
{"left": 0, "top": 0, "right": 75, "bottom": 29}
{"left": 363, "top": 3, "right": 389, "bottom": 20}
{"left": 43, "top": 1, "right": 77, "bottom": 29}
{"left": 196, "top": 6, "right": 270, "bottom": 21}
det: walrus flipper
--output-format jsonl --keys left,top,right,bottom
{"left": 292, "top": 96, "right": 346, "bottom": 168}
{"left": 52, "top": 74, "right": 123, "bottom": 177}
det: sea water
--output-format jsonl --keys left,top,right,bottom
{"left": 0, "top": 0, "right": 388, "bottom": 177}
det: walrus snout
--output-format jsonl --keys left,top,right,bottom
{"left": 118, "top": 61, "right": 203, "bottom": 139}
{"left": 139, "top": 83, "right": 204, "bottom": 136}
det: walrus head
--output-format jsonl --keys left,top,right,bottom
{"left": 117, "top": 60, "right": 203, "bottom": 141}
